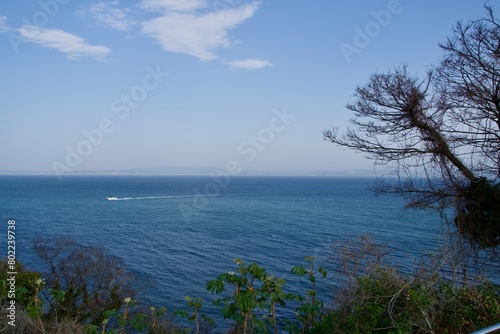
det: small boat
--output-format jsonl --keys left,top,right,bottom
{"left": 106, "top": 196, "right": 119, "bottom": 200}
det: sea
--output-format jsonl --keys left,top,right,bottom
{"left": 0, "top": 174, "right": 479, "bottom": 328}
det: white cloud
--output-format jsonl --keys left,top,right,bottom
{"left": 141, "top": 1, "right": 261, "bottom": 61}
{"left": 78, "top": 1, "right": 134, "bottom": 31}
{"left": 141, "top": 0, "right": 207, "bottom": 12}
{"left": 17, "top": 25, "right": 111, "bottom": 61}
{"left": 0, "top": 16, "right": 10, "bottom": 33}
{"left": 224, "top": 58, "right": 273, "bottom": 70}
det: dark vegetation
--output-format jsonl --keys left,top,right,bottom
{"left": 324, "top": 4, "right": 500, "bottom": 250}
{"left": 0, "top": 236, "right": 500, "bottom": 334}
{"left": 0, "top": 235, "right": 499, "bottom": 333}
{"left": 32, "top": 236, "right": 136, "bottom": 325}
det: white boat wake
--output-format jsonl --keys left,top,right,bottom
{"left": 106, "top": 195, "right": 218, "bottom": 201}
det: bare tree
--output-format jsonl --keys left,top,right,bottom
{"left": 33, "top": 236, "right": 136, "bottom": 325}
{"left": 324, "top": 4, "right": 500, "bottom": 249}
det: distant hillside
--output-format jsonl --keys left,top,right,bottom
{"left": 0, "top": 166, "right": 379, "bottom": 177}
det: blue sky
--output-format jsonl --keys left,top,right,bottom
{"left": 0, "top": 0, "right": 494, "bottom": 174}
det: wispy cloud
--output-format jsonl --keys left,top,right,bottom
{"left": 141, "top": 0, "right": 207, "bottom": 12}
{"left": 15, "top": 0, "right": 265, "bottom": 64}
{"left": 77, "top": 1, "right": 134, "bottom": 31}
{"left": 141, "top": 1, "right": 261, "bottom": 61}
{"left": 224, "top": 58, "right": 273, "bottom": 70}
{"left": 0, "top": 16, "right": 10, "bottom": 33}
{"left": 17, "top": 25, "right": 111, "bottom": 61}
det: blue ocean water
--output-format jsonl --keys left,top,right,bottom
{"left": 0, "top": 175, "right": 444, "bottom": 323}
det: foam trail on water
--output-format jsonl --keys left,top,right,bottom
{"left": 106, "top": 195, "right": 219, "bottom": 201}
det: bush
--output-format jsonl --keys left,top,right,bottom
{"left": 314, "top": 265, "right": 431, "bottom": 334}
{"left": 433, "top": 281, "right": 500, "bottom": 333}
{"left": 313, "top": 273, "right": 500, "bottom": 334}
{"left": 33, "top": 236, "right": 136, "bottom": 325}
{"left": 309, "top": 235, "right": 500, "bottom": 334}
{"left": 1, "top": 235, "right": 498, "bottom": 333}
{"left": 0, "top": 259, "right": 42, "bottom": 308}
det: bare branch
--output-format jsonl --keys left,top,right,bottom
{"left": 325, "top": 5, "right": 500, "bottom": 251}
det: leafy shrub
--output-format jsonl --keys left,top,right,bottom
{"left": 433, "top": 281, "right": 500, "bottom": 333}
{"left": 1, "top": 235, "right": 498, "bottom": 334}
{"left": 0, "top": 259, "right": 42, "bottom": 308}
{"left": 310, "top": 266, "right": 500, "bottom": 334}
{"left": 206, "top": 258, "right": 289, "bottom": 334}
{"left": 314, "top": 265, "right": 433, "bottom": 334}
{"left": 33, "top": 236, "right": 136, "bottom": 325}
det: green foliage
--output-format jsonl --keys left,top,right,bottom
{"left": 259, "top": 275, "right": 291, "bottom": 334}
{"left": 206, "top": 258, "right": 291, "bottom": 334}
{"left": 97, "top": 299, "right": 175, "bottom": 334}
{"left": 33, "top": 236, "right": 137, "bottom": 325}
{"left": 288, "top": 256, "right": 327, "bottom": 334}
{"left": 433, "top": 281, "right": 500, "bottom": 333}
{"left": 175, "top": 295, "right": 213, "bottom": 334}
{"left": 335, "top": 266, "right": 418, "bottom": 333}
{"left": 0, "top": 259, "right": 42, "bottom": 308}
{"left": 311, "top": 265, "right": 500, "bottom": 334}
{"left": 3, "top": 238, "right": 499, "bottom": 334}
